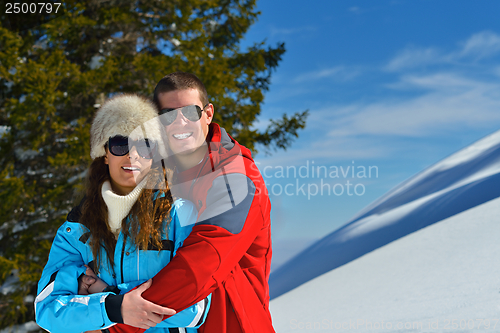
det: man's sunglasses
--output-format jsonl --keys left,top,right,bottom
{"left": 159, "top": 104, "right": 209, "bottom": 126}
{"left": 106, "top": 136, "right": 157, "bottom": 159}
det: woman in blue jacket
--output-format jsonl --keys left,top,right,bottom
{"left": 34, "top": 94, "right": 210, "bottom": 333}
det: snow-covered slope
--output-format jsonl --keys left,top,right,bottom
{"left": 270, "top": 130, "right": 500, "bottom": 299}
{"left": 270, "top": 195, "right": 500, "bottom": 332}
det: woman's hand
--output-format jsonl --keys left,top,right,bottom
{"left": 121, "top": 279, "right": 177, "bottom": 329}
{"left": 77, "top": 265, "right": 109, "bottom": 294}
{"left": 77, "top": 274, "right": 96, "bottom": 295}
{"left": 84, "top": 266, "right": 108, "bottom": 294}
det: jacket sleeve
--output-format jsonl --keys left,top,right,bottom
{"left": 154, "top": 294, "right": 211, "bottom": 329}
{"left": 34, "top": 223, "right": 117, "bottom": 333}
{"left": 109, "top": 172, "right": 264, "bottom": 333}
{"left": 113, "top": 280, "right": 211, "bottom": 329}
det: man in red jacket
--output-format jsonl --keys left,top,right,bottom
{"left": 106, "top": 72, "right": 275, "bottom": 333}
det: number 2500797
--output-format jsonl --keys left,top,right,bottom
{"left": 5, "top": 2, "right": 62, "bottom": 14}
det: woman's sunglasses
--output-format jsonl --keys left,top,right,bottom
{"left": 159, "top": 104, "right": 209, "bottom": 126}
{"left": 106, "top": 136, "right": 157, "bottom": 159}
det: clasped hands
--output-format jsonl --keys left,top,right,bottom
{"left": 78, "top": 265, "right": 176, "bottom": 330}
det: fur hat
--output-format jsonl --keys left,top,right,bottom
{"left": 90, "top": 94, "right": 166, "bottom": 159}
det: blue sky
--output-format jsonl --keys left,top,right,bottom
{"left": 241, "top": 0, "right": 500, "bottom": 242}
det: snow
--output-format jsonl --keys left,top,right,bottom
{"left": 89, "top": 55, "right": 104, "bottom": 69}
{"left": 271, "top": 238, "right": 318, "bottom": 271}
{"left": 269, "top": 129, "right": 500, "bottom": 299}
{"left": 0, "top": 270, "right": 19, "bottom": 295}
{"left": 12, "top": 221, "right": 28, "bottom": 233}
{"left": 0, "top": 126, "right": 10, "bottom": 140}
{"left": 14, "top": 148, "right": 38, "bottom": 161}
{"left": 0, "top": 321, "right": 39, "bottom": 333}
{"left": 270, "top": 196, "right": 500, "bottom": 332}
{"left": 68, "top": 170, "right": 87, "bottom": 183}
{"left": 23, "top": 295, "right": 34, "bottom": 303}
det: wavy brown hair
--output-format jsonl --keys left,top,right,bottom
{"left": 80, "top": 157, "right": 173, "bottom": 275}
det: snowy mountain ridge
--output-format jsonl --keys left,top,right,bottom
{"left": 269, "top": 129, "right": 500, "bottom": 299}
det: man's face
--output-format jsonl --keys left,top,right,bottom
{"left": 157, "top": 88, "right": 213, "bottom": 157}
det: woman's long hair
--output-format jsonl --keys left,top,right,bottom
{"left": 80, "top": 157, "right": 173, "bottom": 274}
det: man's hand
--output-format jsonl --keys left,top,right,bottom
{"left": 121, "top": 279, "right": 176, "bottom": 329}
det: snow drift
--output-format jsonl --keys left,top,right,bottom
{"left": 270, "top": 195, "right": 500, "bottom": 332}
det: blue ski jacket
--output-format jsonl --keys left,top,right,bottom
{"left": 35, "top": 198, "right": 210, "bottom": 333}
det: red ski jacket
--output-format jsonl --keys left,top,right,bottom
{"left": 107, "top": 123, "right": 274, "bottom": 333}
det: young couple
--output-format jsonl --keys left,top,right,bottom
{"left": 34, "top": 72, "right": 275, "bottom": 333}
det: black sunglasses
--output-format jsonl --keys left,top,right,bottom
{"left": 106, "top": 136, "right": 157, "bottom": 159}
{"left": 159, "top": 104, "right": 209, "bottom": 126}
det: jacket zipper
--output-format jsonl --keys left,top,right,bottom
{"left": 120, "top": 234, "right": 128, "bottom": 284}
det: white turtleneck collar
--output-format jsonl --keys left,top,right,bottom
{"left": 101, "top": 177, "right": 148, "bottom": 236}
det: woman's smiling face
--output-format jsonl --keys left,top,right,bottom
{"left": 105, "top": 145, "right": 152, "bottom": 195}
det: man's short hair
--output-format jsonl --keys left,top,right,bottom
{"left": 153, "top": 72, "right": 209, "bottom": 109}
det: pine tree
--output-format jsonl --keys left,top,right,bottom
{"left": 0, "top": 0, "right": 308, "bottom": 329}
